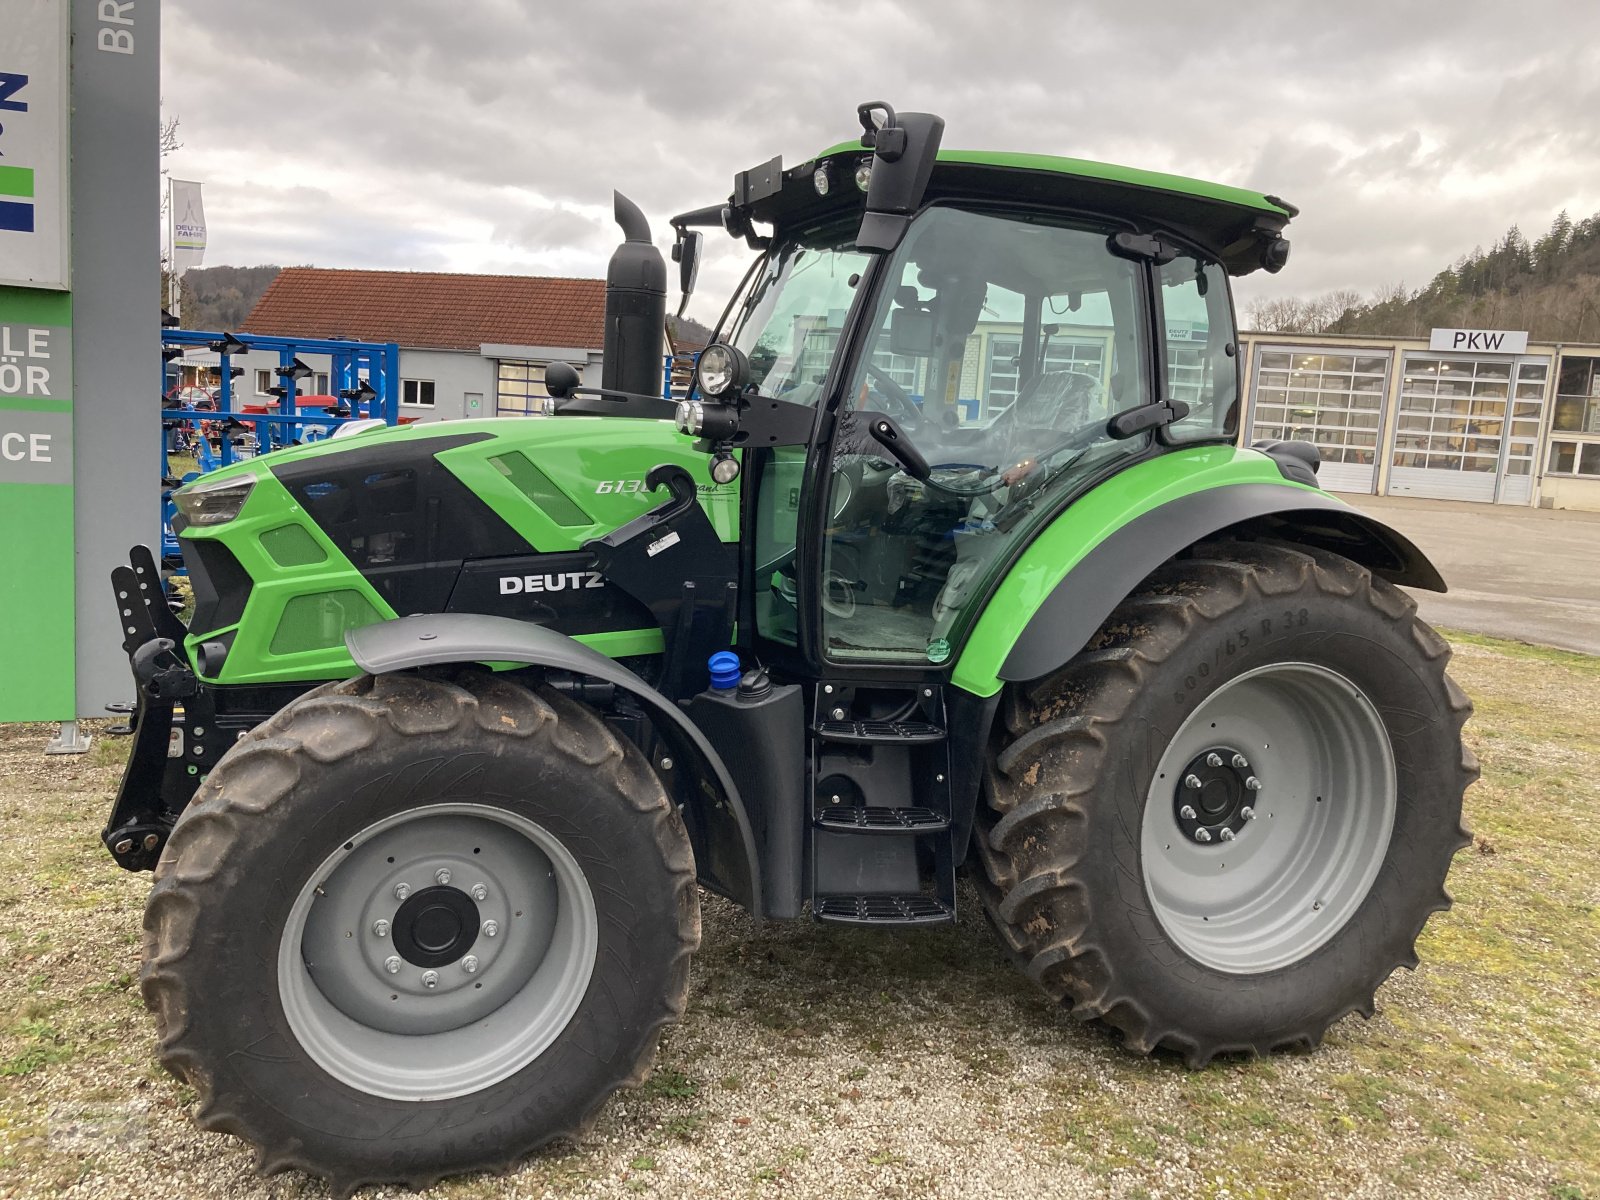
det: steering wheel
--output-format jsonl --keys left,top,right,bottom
{"left": 864, "top": 363, "right": 923, "bottom": 429}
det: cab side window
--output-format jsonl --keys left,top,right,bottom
{"left": 1158, "top": 256, "right": 1239, "bottom": 443}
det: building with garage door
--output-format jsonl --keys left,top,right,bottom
{"left": 1235, "top": 329, "right": 1600, "bottom": 512}
{"left": 233, "top": 268, "right": 609, "bottom": 422}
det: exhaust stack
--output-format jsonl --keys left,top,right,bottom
{"left": 601, "top": 192, "right": 668, "bottom": 399}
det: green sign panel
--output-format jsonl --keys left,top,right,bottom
{"left": 0, "top": 288, "right": 74, "bottom": 720}
{"left": 1, "top": 0, "right": 161, "bottom": 724}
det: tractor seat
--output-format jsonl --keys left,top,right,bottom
{"left": 1016, "top": 370, "right": 1103, "bottom": 429}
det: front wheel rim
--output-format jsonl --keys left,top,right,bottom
{"left": 278, "top": 802, "right": 598, "bottom": 1101}
{"left": 1141, "top": 662, "right": 1396, "bottom": 975}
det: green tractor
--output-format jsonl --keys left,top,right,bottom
{"left": 108, "top": 103, "right": 1473, "bottom": 1192}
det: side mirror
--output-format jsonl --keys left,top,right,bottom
{"left": 544, "top": 361, "right": 581, "bottom": 400}
{"left": 854, "top": 102, "right": 945, "bottom": 253}
{"left": 672, "top": 230, "right": 703, "bottom": 299}
{"left": 887, "top": 306, "right": 935, "bottom": 357}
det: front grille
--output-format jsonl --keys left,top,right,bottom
{"left": 184, "top": 538, "right": 252, "bottom": 634}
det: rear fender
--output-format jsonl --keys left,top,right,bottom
{"left": 952, "top": 451, "right": 1445, "bottom": 696}
{"left": 346, "top": 613, "right": 762, "bottom": 919}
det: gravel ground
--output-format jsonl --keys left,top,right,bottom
{"left": 0, "top": 635, "right": 1596, "bottom": 1200}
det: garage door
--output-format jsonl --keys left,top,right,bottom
{"left": 496, "top": 360, "right": 548, "bottom": 417}
{"left": 1247, "top": 347, "right": 1388, "bottom": 494}
{"left": 1386, "top": 355, "right": 1548, "bottom": 504}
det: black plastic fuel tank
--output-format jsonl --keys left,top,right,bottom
{"left": 686, "top": 667, "right": 805, "bottom": 919}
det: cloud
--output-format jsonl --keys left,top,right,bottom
{"left": 160, "top": 0, "right": 1600, "bottom": 321}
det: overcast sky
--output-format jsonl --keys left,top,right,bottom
{"left": 160, "top": 0, "right": 1600, "bottom": 323}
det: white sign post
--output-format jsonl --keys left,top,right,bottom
{"left": 1428, "top": 328, "right": 1529, "bottom": 355}
{"left": 0, "top": 0, "right": 71, "bottom": 289}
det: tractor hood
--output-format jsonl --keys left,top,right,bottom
{"left": 172, "top": 416, "right": 738, "bottom": 685}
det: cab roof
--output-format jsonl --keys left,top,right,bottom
{"left": 741, "top": 141, "right": 1295, "bottom": 276}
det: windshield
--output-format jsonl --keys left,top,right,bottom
{"left": 722, "top": 227, "right": 869, "bottom": 406}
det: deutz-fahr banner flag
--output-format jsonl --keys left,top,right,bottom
{"left": 171, "top": 178, "right": 206, "bottom": 270}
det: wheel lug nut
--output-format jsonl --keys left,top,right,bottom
{"left": 482, "top": 920, "right": 499, "bottom": 938}
{"left": 394, "top": 882, "right": 411, "bottom": 901}
{"left": 1245, "top": 776, "right": 1262, "bottom": 791}
{"left": 1179, "top": 804, "right": 1198, "bottom": 820}
{"left": 462, "top": 955, "right": 479, "bottom": 974}
{"left": 1241, "top": 806, "right": 1255, "bottom": 820}
{"left": 372, "top": 919, "right": 390, "bottom": 938}
{"left": 1194, "top": 828, "right": 1213, "bottom": 843}
{"left": 1220, "top": 828, "right": 1236, "bottom": 842}
{"left": 435, "top": 868, "right": 452, "bottom": 886}
{"left": 1205, "top": 752, "right": 1222, "bottom": 768}
{"left": 422, "top": 970, "right": 439, "bottom": 989}
{"left": 1231, "top": 754, "right": 1249, "bottom": 769}
{"left": 470, "top": 883, "right": 487, "bottom": 901}
{"left": 1184, "top": 774, "right": 1203, "bottom": 790}
{"left": 383, "top": 956, "right": 401, "bottom": 974}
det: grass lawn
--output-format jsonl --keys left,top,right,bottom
{"left": 0, "top": 633, "right": 1594, "bottom": 1198}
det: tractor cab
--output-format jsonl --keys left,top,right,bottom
{"left": 636, "top": 104, "right": 1292, "bottom": 676}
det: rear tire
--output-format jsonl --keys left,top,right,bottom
{"left": 142, "top": 670, "right": 699, "bottom": 1194}
{"left": 972, "top": 541, "right": 1475, "bottom": 1065}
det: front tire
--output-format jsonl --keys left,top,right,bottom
{"left": 142, "top": 670, "right": 699, "bottom": 1194}
{"left": 973, "top": 541, "right": 1475, "bottom": 1064}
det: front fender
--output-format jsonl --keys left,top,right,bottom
{"left": 952, "top": 447, "right": 1444, "bottom": 696}
{"left": 346, "top": 613, "right": 762, "bottom": 919}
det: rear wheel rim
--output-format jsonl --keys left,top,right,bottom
{"left": 1141, "top": 662, "right": 1396, "bottom": 974}
{"left": 278, "top": 802, "right": 598, "bottom": 1101}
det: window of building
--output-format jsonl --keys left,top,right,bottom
{"left": 869, "top": 347, "right": 922, "bottom": 395}
{"left": 496, "top": 361, "right": 548, "bottom": 416}
{"left": 982, "top": 335, "right": 1108, "bottom": 419}
{"left": 1552, "top": 356, "right": 1600, "bottom": 433}
{"left": 255, "top": 369, "right": 273, "bottom": 396}
{"left": 1390, "top": 357, "right": 1509, "bottom": 473}
{"left": 1547, "top": 439, "right": 1600, "bottom": 477}
{"left": 1251, "top": 350, "right": 1387, "bottom": 465}
{"left": 401, "top": 378, "right": 436, "bottom": 407}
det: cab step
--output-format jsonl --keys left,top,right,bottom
{"left": 815, "top": 805, "right": 949, "bottom": 833}
{"left": 813, "top": 718, "right": 945, "bottom": 744}
{"left": 814, "top": 894, "right": 955, "bottom": 927}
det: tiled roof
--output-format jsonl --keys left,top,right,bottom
{"left": 243, "top": 267, "right": 606, "bottom": 353}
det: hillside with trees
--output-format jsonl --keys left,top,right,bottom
{"left": 1249, "top": 211, "right": 1600, "bottom": 342}
{"left": 177, "top": 265, "right": 284, "bottom": 331}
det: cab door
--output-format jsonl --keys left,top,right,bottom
{"left": 814, "top": 205, "right": 1157, "bottom": 668}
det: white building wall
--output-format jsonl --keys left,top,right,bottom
{"left": 395, "top": 349, "right": 494, "bottom": 422}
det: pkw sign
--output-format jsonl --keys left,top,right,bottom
{"left": 1429, "top": 328, "right": 1529, "bottom": 354}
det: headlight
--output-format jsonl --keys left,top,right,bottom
{"left": 675, "top": 400, "right": 706, "bottom": 436}
{"left": 813, "top": 163, "right": 831, "bottom": 196}
{"left": 172, "top": 473, "right": 256, "bottom": 526}
{"left": 855, "top": 157, "right": 873, "bottom": 192}
{"left": 694, "top": 343, "right": 749, "bottom": 399}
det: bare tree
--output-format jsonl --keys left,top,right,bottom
{"left": 159, "top": 105, "right": 181, "bottom": 174}
{"left": 1245, "top": 295, "right": 1311, "bottom": 333}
